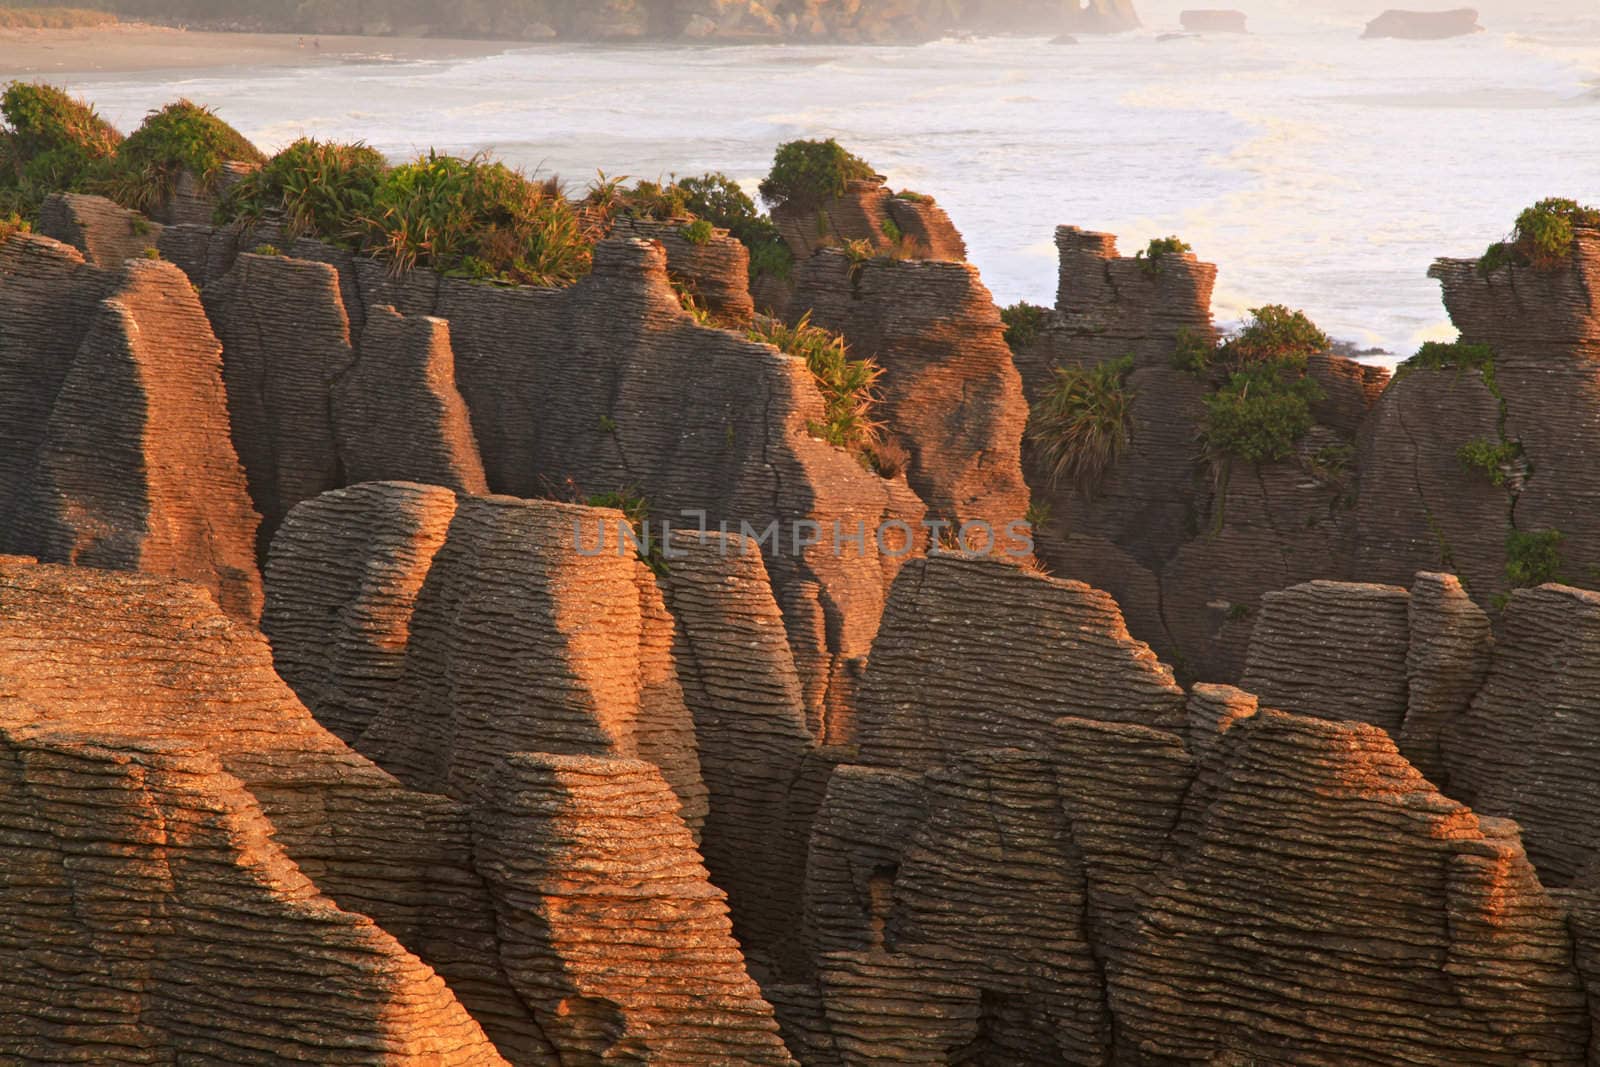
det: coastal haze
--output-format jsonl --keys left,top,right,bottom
{"left": 4, "top": 2, "right": 1597, "bottom": 356}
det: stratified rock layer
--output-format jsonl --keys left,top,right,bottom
{"left": 36, "top": 191, "right": 164, "bottom": 267}
{"left": 857, "top": 554, "right": 1185, "bottom": 772}
{"left": 4, "top": 251, "right": 262, "bottom": 621}
{"left": 471, "top": 752, "right": 795, "bottom": 1065}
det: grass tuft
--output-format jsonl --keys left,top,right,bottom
{"left": 748, "top": 312, "right": 882, "bottom": 452}
{"left": 108, "top": 99, "right": 263, "bottom": 213}
{"left": 1030, "top": 355, "right": 1135, "bottom": 494}
{"left": 1001, "top": 301, "right": 1049, "bottom": 353}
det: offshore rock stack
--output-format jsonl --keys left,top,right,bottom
{"left": 7, "top": 124, "right": 1600, "bottom": 1064}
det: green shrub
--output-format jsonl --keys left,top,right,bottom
{"left": 366, "top": 151, "right": 589, "bottom": 286}
{"left": 1506, "top": 528, "right": 1563, "bottom": 588}
{"left": 1029, "top": 356, "right": 1135, "bottom": 493}
{"left": 108, "top": 100, "right": 263, "bottom": 213}
{"left": 1459, "top": 438, "right": 1523, "bottom": 486}
{"left": 0, "top": 81, "right": 122, "bottom": 216}
{"left": 1001, "top": 301, "right": 1049, "bottom": 352}
{"left": 1396, "top": 339, "right": 1496, "bottom": 379}
{"left": 893, "top": 190, "right": 930, "bottom": 203}
{"left": 881, "top": 217, "right": 903, "bottom": 245}
{"left": 1198, "top": 305, "right": 1329, "bottom": 464}
{"left": 1172, "top": 327, "right": 1215, "bottom": 375}
{"left": 1222, "top": 304, "right": 1330, "bottom": 366}
{"left": 220, "top": 138, "right": 385, "bottom": 242}
{"left": 1201, "top": 363, "right": 1323, "bottom": 464}
{"left": 141, "top": 246, "right": 160, "bottom": 259}
{"left": 1480, "top": 198, "right": 1600, "bottom": 273}
{"left": 681, "top": 218, "right": 714, "bottom": 245}
{"left": 251, "top": 243, "right": 281, "bottom": 256}
{"left": 1137, "top": 235, "right": 1192, "bottom": 275}
{"left": 0, "top": 212, "right": 30, "bottom": 242}
{"left": 749, "top": 236, "right": 794, "bottom": 282}
{"left": 758, "top": 138, "right": 875, "bottom": 211}
{"left": 748, "top": 313, "right": 882, "bottom": 451}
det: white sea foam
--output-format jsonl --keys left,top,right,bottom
{"left": 59, "top": 13, "right": 1600, "bottom": 361}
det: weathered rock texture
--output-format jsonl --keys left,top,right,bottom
{"left": 793, "top": 250, "right": 1029, "bottom": 536}
{"left": 354, "top": 494, "right": 709, "bottom": 839}
{"left": 856, "top": 554, "right": 1186, "bottom": 772}
{"left": 0, "top": 240, "right": 263, "bottom": 621}
{"left": 36, "top": 191, "right": 164, "bottom": 267}
{"left": 471, "top": 753, "right": 795, "bottom": 1065}
{"left": 1020, "top": 226, "right": 1386, "bottom": 682}
{"left": 1364, "top": 7, "right": 1483, "bottom": 39}
{"left": 203, "top": 251, "right": 355, "bottom": 555}
{"left": 0, "top": 560, "right": 549, "bottom": 1061}
{"left": 1440, "top": 583, "right": 1600, "bottom": 886}
{"left": 772, "top": 178, "right": 967, "bottom": 264}
{"left": 1113, "top": 709, "right": 1588, "bottom": 1064}
{"left": 263, "top": 482, "right": 459, "bottom": 743}
{"left": 1402, "top": 571, "right": 1492, "bottom": 785}
{"left": 333, "top": 305, "right": 489, "bottom": 494}
{"left": 1240, "top": 579, "right": 1412, "bottom": 733}
{"left": 610, "top": 215, "right": 756, "bottom": 326}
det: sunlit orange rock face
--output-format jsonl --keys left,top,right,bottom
{"left": 13, "top": 177, "right": 1600, "bottom": 1065}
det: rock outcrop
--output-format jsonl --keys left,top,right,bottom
{"left": 0, "top": 560, "right": 550, "bottom": 1060}
{"left": 36, "top": 191, "right": 163, "bottom": 267}
{"left": 856, "top": 554, "right": 1186, "bottom": 772}
{"left": 203, "top": 251, "right": 355, "bottom": 556}
{"left": 0, "top": 245, "right": 263, "bottom": 621}
{"left": 610, "top": 214, "right": 756, "bottom": 326}
{"left": 471, "top": 752, "right": 795, "bottom": 1065}
{"left": 1113, "top": 709, "right": 1588, "bottom": 1064}
{"left": 1363, "top": 7, "right": 1483, "bottom": 39}
{"left": 1180, "top": 8, "right": 1247, "bottom": 32}
{"left": 771, "top": 178, "right": 967, "bottom": 264}
{"left": 333, "top": 305, "right": 489, "bottom": 494}
{"left": 793, "top": 250, "right": 1030, "bottom": 538}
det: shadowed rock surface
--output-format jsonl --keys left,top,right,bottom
{"left": 611, "top": 215, "right": 757, "bottom": 326}
{"left": 471, "top": 752, "right": 795, "bottom": 1065}
{"left": 1402, "top": 571, "right": 1492, "bottom": 785}
{"left": 771, "top": 178, "right": 967, "bottom": 264}
{"left": 333, "top": 305, "right": 489, "bottom": 494}
{"left": 263, "top": 482, "right": 459, "bottom": 743}
{"left": 2, "top": 251, "right": 263, "bottom": 621}
{"left": 1363, "top": 7, "right": 1483, "bottom": 39}
{"left": 203, "top": 251, "right": 355, "bottom": 556}
{"left": 856, "top": 554, "right": 1185, "bottom": 772}
{"left": 793, "top": 250, "right": 1030, "bottom": 538}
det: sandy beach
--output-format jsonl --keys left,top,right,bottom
{"left": 0, "top": 22, "right": 513, "bottom": 78}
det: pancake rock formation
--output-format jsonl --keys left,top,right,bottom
{"left": 1364, "top": 7, "right": 1483, "bottom": 39}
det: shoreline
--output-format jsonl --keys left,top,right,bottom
{"left": 0, "top": 23, "right": 515, "bottom": 78}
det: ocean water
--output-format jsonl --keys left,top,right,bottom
{"left": 56, "top": 4, "right": 1600, "bottom": 360}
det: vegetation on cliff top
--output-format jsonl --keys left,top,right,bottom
{"left": 108, "top": 100, "right": 264, "bottom": 212}
{"left": 0, "top": 7, "right": 117, "bottom": 28}
{"left": 747, "top": 313, "right": 883, "bottom": 453}
{"left": 222, "top": 138, "right": 386, "bottom": 241}
{"left": 759, "top": 138, "right": 876, "bottom": 212}
{"left": 1480, "top": 198, "right": 1600, "bottom": 274}
{"left": 1001, "top": 302, "right": 1049, "bottom": 353}
{"left": 0, "top": 82, "right": 121, "bottom": 217}
{"left": 1199, "top": 305, "right": 1329, "bottom": 465}
{"left": 1029, "top": 355, "right": 1135, "bottom": 495}
{"left": 1137, "top": 235, "right": 1193, "bottom": 275}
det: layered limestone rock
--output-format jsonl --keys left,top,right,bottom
{"left": 36, "top": 191, "right": 164, "bottom": 267}
{"left": 1430, "top": 228, "right": 1600, "bottom": 585}
{"left": 610, "top": 215, "right": 756, "bottom": 326}
{"left": 856, "top": 554, "right": 1186, "bottom": 773}
{"left": 4, "top": 254, "right": 263, "bottom": 621}
{"left": 793, "top": 250, "right": 1030, "bottom": 535}
{"left": 659, "top": 530, "right": 822, "bottom": 977}
{"left": 471, "top": 752, "right": 795, "bottom": 1065}
{"left": 1113, "top": 709, "right": 1587, "bottom": 1064}
{"left": 1440, "top": 583, "right": 1600, "bottom": 885}
{"left": 263, "top": 482, "right": 459, "bottom": 743}
{"left": 333, "top": 305, "right": 489, "bottom": 494}
{"left": 1240, "top": 579, "right": 1412, "bottom": 733}
{"left": 771, "top": 178, "right": 967, "bottom": 263}
{"left": 357, "top": 494, "right": 710, "bottom": 835}
{"left": 346, "top": 236, "right": 921, "bottom": 732}
{"left": 0, "top": 560, "right": 551, "bottom": 1060}
{"left": 1022, "top": 227, "right": 1385, "bottom": 682}
{"left": 0, "top": 724, "right": 507, "bottom": 1066}
{"left": 203, "top": 251, "right": 355, "bottom": 556}
{"left": 1402, "top": 571, "right": 1492, "bottom": 785}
